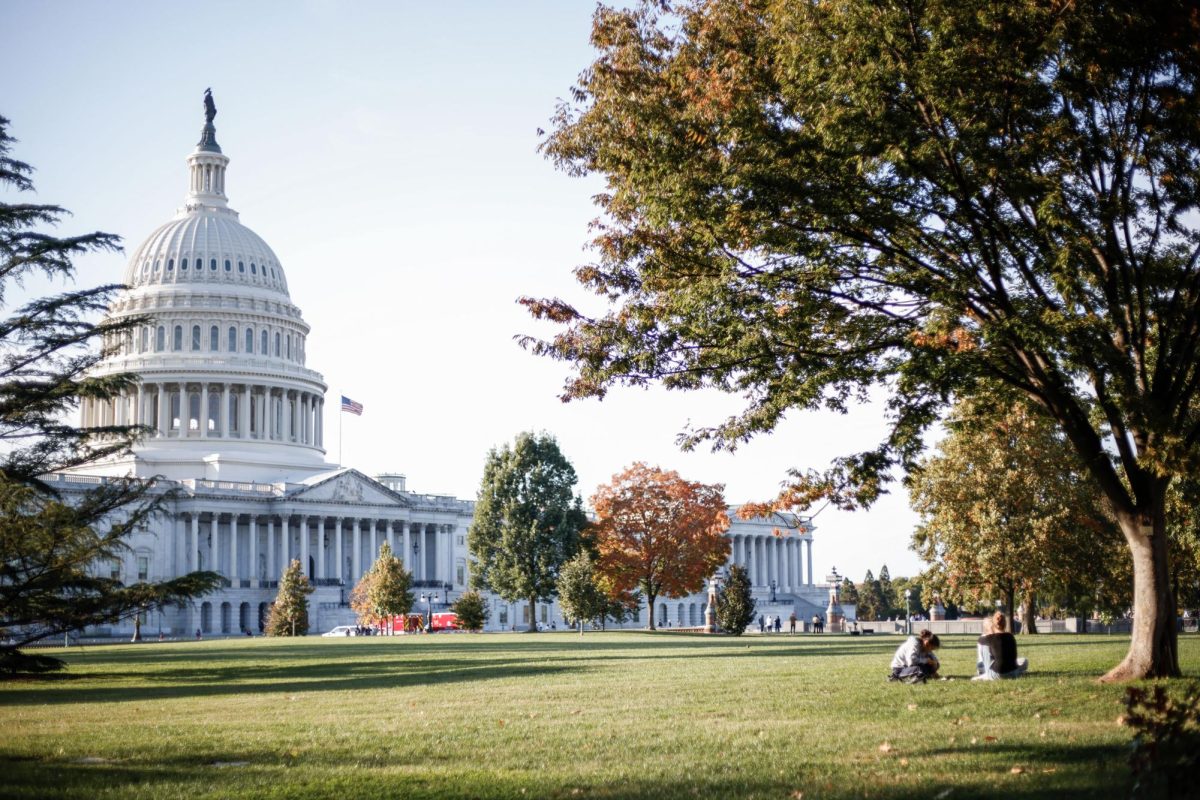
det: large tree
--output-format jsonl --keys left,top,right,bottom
{"left": 591, "top": 462, "right": 730, "bottom": 630}
{"left": 0, "top": 116, "right": 219, "bottom": 672}
{"left": 525, "top": 0, "right": 1200, "bottom": 679}
{"left": 909, "top": 394, "right": 1127, "bottom": 631}
{"left": 716, "top": 563, "right": 755, "bottom": 635}
{"left": 467, "top": 431, "right": 588, "bottom": 632}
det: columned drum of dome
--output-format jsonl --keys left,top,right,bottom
{"left": 80, "top": 96, "right": 329, "bottom": 483}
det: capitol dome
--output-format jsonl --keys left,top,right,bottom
{"left": 80, "top": 94, "right": 331, "bottom": 483}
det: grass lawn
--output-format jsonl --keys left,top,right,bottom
{"left": 1, "top": 632, "right": 1197, "bottom": 799}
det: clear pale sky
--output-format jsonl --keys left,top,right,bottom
{"left": 1, "top": 0, "right": 925, "bottom": 580}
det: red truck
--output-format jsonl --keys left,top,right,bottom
{"left": 383, "top": 612, "right": 458, "bottom": 634}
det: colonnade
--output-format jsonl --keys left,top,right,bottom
{"left": 727, "top": 533, "right": 813, "bottom": 592}
{"left": 179, "top": 511, "right": 457, "bottom": 588}
{"left": 81, "top": 383, "right": 324, "bottom": 447}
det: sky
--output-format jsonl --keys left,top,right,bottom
{"left": 1, "top": 1, "right": 925, "bottom": 580}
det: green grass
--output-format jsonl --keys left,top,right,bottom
{"left": 1, "top": 633, "right": 1197, "bottom": 799}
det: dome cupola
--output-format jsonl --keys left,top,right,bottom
{"left": 81, "top": 91, "right": 331, "bottom": 483}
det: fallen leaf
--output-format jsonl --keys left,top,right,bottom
{"left": 934, "top": 789, "right": 954, "bottom": 799}
{"left": 907, "top": 704, "right": 918, "bottom": 711}
{"left": 789, "top": 792, "right": 804, "bottom": 800}
{"left": 1010, "top": 766, "right": 1024, "bottom": 775}
{"left": 1116, "top": 715, "right": 1128, "bottom": 726}
{"left": 498, "top": 720, "right": 505, "bottom": 727}
{"left": 899, "top": 758, "right": 910, "bottom": 767}
{"left": 970, "top": 737, "right": 979, "bottom": 745}
{"left": 1033, "top": 713, "right": 1041, "bottom": 720}
{"left": 1041, "top": 768, "right": 1057, "bottom": 774}
{"left": 984, "top": 736, "right": 998, "bottom": 743}
{"left": 879, "top": 742, "right": 894, "bottom": 753}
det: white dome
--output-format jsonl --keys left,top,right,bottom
{"left": 124, "top": 209, "right": 290, "bottom": 296}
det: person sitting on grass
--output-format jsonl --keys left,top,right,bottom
{"left": 972, "top": 612, "right": 1029, "bottom": 681}
{"left": 888, "top": 629, "right": 941, "bottom": 683}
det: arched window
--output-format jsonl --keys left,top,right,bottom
{"left": 244, "top": 327, "right": 253, "bottom": 353}
{"left": 224, "top": 259, "right": 232, "bottom": 272}
{"left": 275, "top": 332, "right": 281, "bottom": 357}
{"left": 250, "top": 262, "right": 257, "bottom": 275}
{"left": 139, "top": 327, "right": 148, "bottom": 353}
{"left": 260, "top": 330, "right": 268, "bottom": 354}
{"left": 167, "top": 258, "right": 174, "bottom": 271}
{"left": 210, "top": 258, "right": 217, "bottom": 271}
{"left": 191, "top": 325, "right": 201, "bottom": 350}
{"left": 181, "top": 258, "right": 188, "bottom": 271}
{"left": 155, "top": 326, "right": 165, "bottom": 352}
{"left": 286, "top": 335, "right": 291, "bottom": 360}
{"left": 154, "top": 260, "right": 160, "bottom": 272}
{"left": 209, "top": 325, "right": 219, "bottom": 351}
{"left": 227, "top": 326, "right": 237, "bottom": 353}
{"left": 238, "top": 261, "right": 245, "bottom": 273}
{"left": 172, "top": 325, "right": 183, "bottom": 351}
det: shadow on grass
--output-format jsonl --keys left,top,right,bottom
{"left": 0, "top": 739, "right": 1134, "bottom": 800}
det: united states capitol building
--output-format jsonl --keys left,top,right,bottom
{"left": 58, "top": 99, "right": 828, "bottom": 636}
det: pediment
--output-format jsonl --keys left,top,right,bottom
{"left": 291, "top": 470, "right": 409, "bottom": 508}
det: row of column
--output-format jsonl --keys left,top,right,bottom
{"left": 728, "top": 534, "right": 813, "bottom": 592}
{"left": 82, "top": 383, "right": 324, "bottom": 448}
{"left": 179, "top": 511, "right": 457, "bottom": 588}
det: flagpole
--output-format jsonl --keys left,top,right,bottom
{"left": 339, "top": 404, "right": 343, "bottom": 466}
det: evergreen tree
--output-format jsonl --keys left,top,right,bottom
{"left": 877, "top": 565, "right": 895, "bottom": 619}
{"left": 450, "top": 590, "right": 488, "bottom": 632}
{"left": 716, "top": 564, "right": 755, "bottom": 635}
{"left": 265, "top": 559, "right": 313, "bottom": 637}
{"left": 839, "top": 577, "right": 859, "bottom": 608}
{"left": 467, "top": 431, "right": 588, "bottom": 632}
{"left": 856, "top": 570, "right": 887, "bottom": 622}
{"left": 556, "top": 551, "right": 608, "bottom": 634}
{"left": 0, "top": 116, "right": 219, "bottom": 673}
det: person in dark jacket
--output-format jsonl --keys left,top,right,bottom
{"left": 973, "top": 612, "right": 1029, "bottom": 680}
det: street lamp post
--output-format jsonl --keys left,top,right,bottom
{"left": 420, "top": 593, "right": 433, "bottom": 632}
{"left": 904, "top": 589, "right": 912, "bottom": 635}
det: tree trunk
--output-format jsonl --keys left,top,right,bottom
{"left": 527, "top": 595, "right": 538, "bottom": 633}
{"left": 647, "top": 593, "right": 657, "bottom": 630}
{"left": 1004, "top": 586, "right": 1015, "bottom": 635}
{"left": 131, "top": 613, "right": 142, "bottom": 643}
{"left": 1021, "top": 594, "right": 1038, "bottom": 635}
{"left": 1100, "top": 492, "right": 1180, "bottom": 682}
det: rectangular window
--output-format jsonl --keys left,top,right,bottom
{"left": 110, "top": 560, "right": 121, "bottom": 580}
{"left": 457, "top": 535, "right": 465, "bottom": 546}
{"left": 498, "top": 605, "right": 508, "bottom": 625}
{"left": 456, "top": 561, "right": 465, "bottom": 586}
{"left": 541, "top": 605, "right": 548, "bottom": 623}
{"left": 137, "top": 556, "right": 149, "bottom": 581}
{"left": 522, "top": 605, "right": 530, "bottom": 624}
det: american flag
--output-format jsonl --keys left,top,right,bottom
{"left": 340, "top": 395, "right": 363, "bottom": 416}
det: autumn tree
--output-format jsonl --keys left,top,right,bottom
{"left": 0, "top": 116, "right": 219, "bottom": 672}
{"left": 525, "top": 0, "right": 1200, "bottom": 679}
{"left": 467, "top": 432, "right": 588, "bottom": 632}
{"left": 265, "top": 559, "right": 313, "bottom": 637}
{"left": 591, "top": 462, "right": 730, "bottom": 630}
{"left": 910, "top": 394, "right": 1125, "bottom": 632}
{"left": 716, "top": 564, "right": 755, "bottom": 635}
{"left": 877, "top": 566, "right": 896, "bottom": 619}
{"left": 349, "top": 542, "right": 412, "bottom": 634}
{"left": 450, "top": 590, "right": 488, "bottom": 632}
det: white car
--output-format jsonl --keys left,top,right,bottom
{"left": 322, "top": 625, "right": 358, "bottom": 637}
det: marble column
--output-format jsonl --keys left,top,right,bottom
{"left": 249, "top": 516, "right": 258, "bottom": 584}
{"left": 352, "top": 519, "right": 361, "bottom": 585}
{"left": 266, "top": 519, "right": 275, "bottom": 580}
{"left": 402, "top": 521, "right": 411, "bottom": 571}
{"left": 300, "top": 515, "right": 310, "bottom": 577}
{"left": 806, "top": 539, "right": 813, "bottom": 585}
{"left": 221, "top": 384, "right": 231, "bottom": 438}
{"left": 230, "top": 514, "right": 239, "bottom": 584}
{"left": 200, "top": 385, "right": 209, "bottom": 438}
{"left": 335, "top": 519, "right": 344, "bottom": 584}
{"left": 281, "top": 515, "right": 290, "bottom": 569}
{"left": 190, "top": 513, "right": 199, "bottom": 572}
{"left": 317, "top": 518, "right": 326, "bottom": 580}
